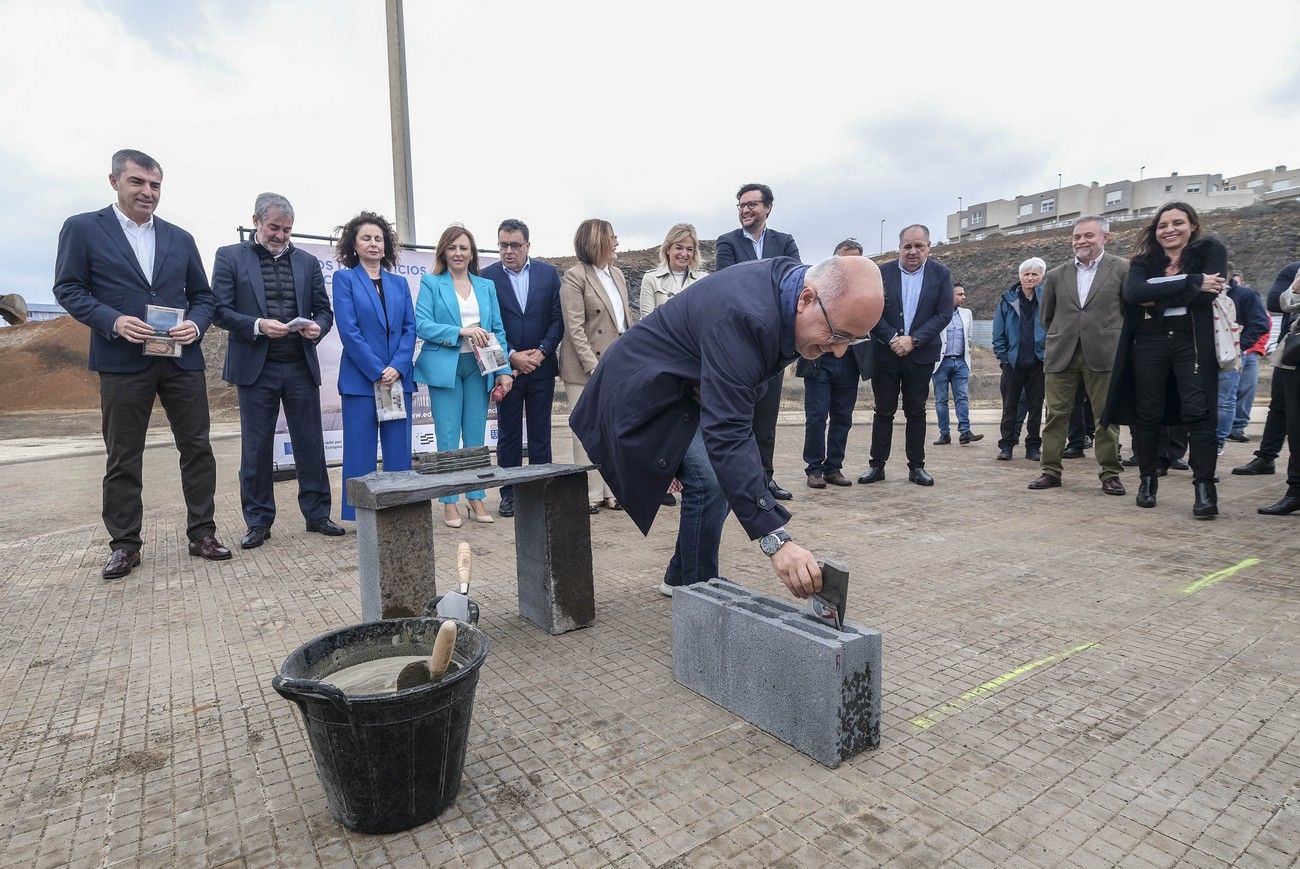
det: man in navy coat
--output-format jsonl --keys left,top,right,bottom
{"left": 856, "top": 224, "right": 954, "bottom": 486}
{"left": 715, "top": 182, "right": 802, "bottom": 503}
{"left": 569, "top": 255, "right": 883, "bottom": 599}
{"left": 212, "top": 193, "right": 341, "bottom": 549}
{"left": 481, "top": 219, "right": 564, "bottom": 517}
{"left": 53, "top": 149, "right": 231, "bottom": 579}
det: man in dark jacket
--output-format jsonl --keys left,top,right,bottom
{"left": 569, "top": 256, "right": 883, "bottom": 599}
{"left": 1216, "top": 269, "right": 1272, "bottom": 452}
{"left": 1234, "top": 260, "right": 1298, "bottom": 477}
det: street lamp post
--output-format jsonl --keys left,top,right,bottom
{"left": 879, "top": 218, "right": 885, "bottom": 256}
{"left": 385, "top": 0, "right": 417, "bottom": 244}
{"left": 1140, "top": 165, "right": 1146, "bottom": 181}
{"left": 957, "top": 196, "right": 963, "bottom": 243}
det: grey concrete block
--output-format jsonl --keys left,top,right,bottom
{"left": 356, "top": 502, "right": 437, "bottom": 622}
{"left": 672, "top": 578, "right": 881, "bottom": 768}
{"left": 513, "top": 473, "right": 594, "bottom": 634}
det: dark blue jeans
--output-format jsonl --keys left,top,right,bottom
{"left": 664, "top": 428, "right": 731, "bottom": 588}
{"left": 802, "top": 355, "right": 860, "bottom": 475}
{"left": 931, "top": 356, "right": 971, "bottom": 437}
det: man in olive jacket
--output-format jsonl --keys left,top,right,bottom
{"left": 1029, "top": 216, "right": 1129, "bottom": 495}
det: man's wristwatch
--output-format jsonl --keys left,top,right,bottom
{"left": 759, "top": 528, "right": 792, "bottom": 557}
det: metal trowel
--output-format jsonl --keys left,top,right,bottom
{"left": 435, "top": 541, "right": 474, "bottom": 623}
{"left": 809, "top": 559, "right": 849, "bottom": 631}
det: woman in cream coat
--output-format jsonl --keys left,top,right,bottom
{"left": 560, "top": 218, "right": 631, "bottom": 513}
{"left": 638, "top": 223, "right": 708, "bottom": 318}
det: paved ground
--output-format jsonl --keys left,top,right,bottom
{"left": 1, "top": 409, "right": 1297, "bottom": 868}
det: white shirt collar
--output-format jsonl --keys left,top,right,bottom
{"left": 1075, "top": 251, "right": 1104, "bottom": 270}
{"left": 112, "top": 203, "right": 154, "bottom": 230}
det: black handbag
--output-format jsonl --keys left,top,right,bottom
{"left": 1281, "top": 330, "right": 1300, "bottom": 367}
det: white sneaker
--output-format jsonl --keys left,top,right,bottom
{"left": 658, "top": 582, "right": 675, "bottom": 597}
{"left": 1217, "top": 443, "right": 1225, "bottom": 456}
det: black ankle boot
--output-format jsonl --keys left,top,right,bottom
{"left": 1136, "top": 475, "right": 1157, "bottom": 508}
{"left": 1193, "top": 481, "right": 1218, "bottom": 519}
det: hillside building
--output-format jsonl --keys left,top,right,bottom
{"left": 948, "top": 165, "right": 1300, "bottom": 242}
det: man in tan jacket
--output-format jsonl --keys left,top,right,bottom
{"left": 1028, "top": 216, "right": 1128, "bottom": 494}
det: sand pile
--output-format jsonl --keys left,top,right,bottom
{"left": 0, "top": 317, "right": 100, "bottom": 411}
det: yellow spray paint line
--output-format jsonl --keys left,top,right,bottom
{"left": 910, "top": 641, "right": 1099, "bottom": 731}
{"left": 1181, "top": 558, "right": 1260, "bottom": 595}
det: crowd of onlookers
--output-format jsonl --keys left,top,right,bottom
{"left": 52, "top": 150, "right": 1300, "bottom": 582}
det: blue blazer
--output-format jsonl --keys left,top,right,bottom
{"left": 412, "top": 271, "right": 511, "bottom": 391}
{"left": 868, "top": 259, "right": 955, "bottom": 367}
{"left": 53, "top": 207, "right": 215, "bottom": 373}
{"left": 480, "top": 259, "right": 563, "bottom": 381}
{"left": 332, "top": 264, "right": 416, "bottom": 396}
{"left": 714, "top": 227, "right": 801, "bottom": 270}
{"left": 212, "top": 241, "right": 333, "bottom": 386}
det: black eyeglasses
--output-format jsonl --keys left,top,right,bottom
{"left": 498, "top": 241, "right": 527, "bottom": 251}
{"left": 737, "top": 201, "right": 766, "bottom": 211}
{"left": 816, "top": 295, "right": 870, "bottom": 345}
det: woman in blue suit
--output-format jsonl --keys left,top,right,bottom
{"left": 332, "top": 211, "right": 417, "bottom": 521}
{"left": 414, "top": 225, "right": 514, "bottom": 527}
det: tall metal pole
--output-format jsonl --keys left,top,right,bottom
{"left": 957, "top": 196, "right": 963, "bottom": 243}
{"left": 385, "top": 0, "right": 417, "bottom": 244}
{"left": 879, "top": 218, "right": 885, "bottom": 255}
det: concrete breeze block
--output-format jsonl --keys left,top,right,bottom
{"left": 672, "top": 578, "right": 881, "bottom": 768}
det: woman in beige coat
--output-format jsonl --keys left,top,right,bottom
{"left": 638, "top": 223, "right": 708, "bottom": 319}
{"left": 560, "top": 218, "right": 631, "bottom": 513}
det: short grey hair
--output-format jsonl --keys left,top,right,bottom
{"left": 254, "top": 192, "right": 294, "bottom": 222}
{"left": 833, "top": 238, "right": 863, "bottom": 255}
{"left": 898, "top": 223, "right": 930, "bottom": 242}
{"left": 1019, "top": 257, "right": 1047, "bottom": 275}
{"left": 111, "top": 149, "right": 162, "bottom": 178}
{"left": 807, "top": 256, "right": 854, "bottom": 307}
{"left": 1074, "top": 214, "right": 1110, "bottom": 232}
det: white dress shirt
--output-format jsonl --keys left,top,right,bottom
{"left": 112, "top": 203, "right": 155, "bottom": 280}
{"left": 594, "top": 266, "right": 626, "bottom": 333}
{"left": 1075, "top": 254, "right": 1101, "bottom": 308}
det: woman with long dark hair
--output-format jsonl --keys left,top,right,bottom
{"left": 1103, "top": 202, "right": 1227, "bottom": 517}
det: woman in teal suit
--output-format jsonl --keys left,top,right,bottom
{"left": 414, "top": 224, "right": 514, "bottom": 527}
{"left": 332, "top": 211, "right": 417, "bottom": 521}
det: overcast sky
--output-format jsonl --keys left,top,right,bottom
{"left": 3, "top": 0, "right": 1299, "bottom": 304}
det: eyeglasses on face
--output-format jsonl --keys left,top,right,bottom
{"left": 815, "top": 294, "right": 869, "bottom": 345}
{"left": 498, "top": 241, "right": 528, "bottom": 251}
{"left": 737, "top": 200, "right": 766, "bottom": 211}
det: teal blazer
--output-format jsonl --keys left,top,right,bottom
{"left": 413, "top": 271, "right": 511, "bottom": 390}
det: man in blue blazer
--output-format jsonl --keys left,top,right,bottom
{"left": 53, "top": 149, "right": 231, "bottom": 579}
{"left": 856, "top": 224, "right": 954, "bottom": 486}
{"left": 480, "top": 219, "right": 564, "bottom": 517}
{"left": 213, "top": 193, "right": 343, "bottom": 549}
{"left": 569, "top": 256, "right": 883, "bottom": 599}
{"left": 714, "top": 183, "right": 802, "bottom": 502}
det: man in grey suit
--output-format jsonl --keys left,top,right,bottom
{"left": 1029, "top": 215, "right": 1128, "bottom": 494}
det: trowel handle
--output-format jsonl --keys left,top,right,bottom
{"left": 457, "top": 541, "right": 472, "bottom": 592}
{"left": 429, "top": 620, "right": 457, "bottom": 679}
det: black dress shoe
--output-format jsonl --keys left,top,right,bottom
{"left": 857, "top": 466, "right": 886, "bottom": 484}
{"left": 997, "top": 447, "right": 1013, "bottom": 461}
{"left": 1122, "top": 456, "right": 1140, "bottom": 467}
{"left": 306, "top": 517, "right": 345, "bottom": 536}
{"left": 1136, "top": 475, "right": 1158, "bottom": 508}
{"left": 768, "top": 481, "right": 793, "bottom": 501}
{"left": 1258, "top": 495, "right": 1300, "bottom": 515}
{"left": 188, "top": 536, "right": 233, "bottom": 561}
{"left": 1232, "top": 457, "right": 1275, "bottom": 475}
{"left": 959, "top": 431, "right": 984, "bottom": 444}
{"left": 1101, "top": 477, "right": 1126, "bottom": 496}
{"left": 499, "top": 496, "right": 515, "bottom": 517}
{"left": 933, "top": 434, "right": 952, "bottom": 445}
{"left": 660, "top": 493, "right": 677, "bottom": 507}
{"left": 102, "top": 549, "right": 141, "bottom": 580}
{"left": 241, "top": 526, "right": 271, "bottom": 549}
{"left": 1168, "top": 459, "right": 1190, "bottom": 471}
{"left": 1025, "top": 447, "right": 1042, "bottom": 461}
{"left": 1192, "top": 481, "right": 1218, "bottom": 519}
{"left": 1062, "top": 447, "right": 1085, "bottom": 459}
{"left": 823, "top": 471, "right": 852, "bottom": 486}
{"left": 1227, "top": 432, "right": 1250, "bottom": 443}
{"left": 908, "top": 467, "right": 934, "bottom": 486}
{"left": 1028, "top": 473, "right": 1061, "bottom": 490}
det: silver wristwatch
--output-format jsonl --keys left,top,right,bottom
{"left": 759, "top": 528, "right": 792, "bottom": 557}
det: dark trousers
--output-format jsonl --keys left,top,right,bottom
{"left": 1129, "top": 330, "right": 1216, "bottom": 482}
{"left": 496, "top": 370, "right": 555, "bottom": 500}
{"left": 1256, "top": 366, "right": 1292, "bottom": 462}
{"left": 1284, "top": 364, "right": 1300, "bottom": 496}
{"left": 999, "top": 362, "right": 1044, "bottom": 450}
{"left": 802, "top": 356, "right": 859, "bottom": 475}
{"left": 236, "top": 358, "right": 330, "bottom": 529}
{"left": 869, "top": 355, "right": 931, "bottom": 469}
{"left": 99, "top": 360, "right": 217, "bottom": 551}
{"left": 1066, "top": 385, "right": 1095, "bottom": 450}
{"left": 753, "top": 368, "right": 784, "bottom": 482}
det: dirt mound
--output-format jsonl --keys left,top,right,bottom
{"left": 0, "top": 317, "right": 99, "bottom": 411}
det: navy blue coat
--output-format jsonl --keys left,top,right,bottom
{"left": 53, "top": 206, "right": 215, "bottom": 373}
{"left": 569, "top": 258, "right": 803, "bottom": 539}
{"left": 1226, "top": 280, "right": 1271, "bottom": 352}
{"left": 481, "top": 259, "right": 564, "bottom": 381}
{"left": 212, "top": 241, "right": 333, "bottom": 386}
{"left": 866, "top": 258, "right": 954, "bottom": 369}
{"left": 714, "top": 227, "right": 801, "bottom": 269}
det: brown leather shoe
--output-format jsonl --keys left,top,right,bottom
{"left": 823, "top": 471, "right": 853, "bottom": 487}
{"left": 102, "top": 549, "right": 141, "bottom": 580}
{"left": 1101, "top": 477, "right": 1126, "bottom": 496}
{"left": 807, "top": 473, "right": 826, "bottom": 489}
{"left": 188, "top": 535, "right": 232, "bottom": 561}
{"left": 1027, "top": 473, "right": 1061, "bottom": 490}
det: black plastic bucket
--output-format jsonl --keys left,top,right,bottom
{"left": 272, "top": 616, "right": 489, "bottom": 834}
